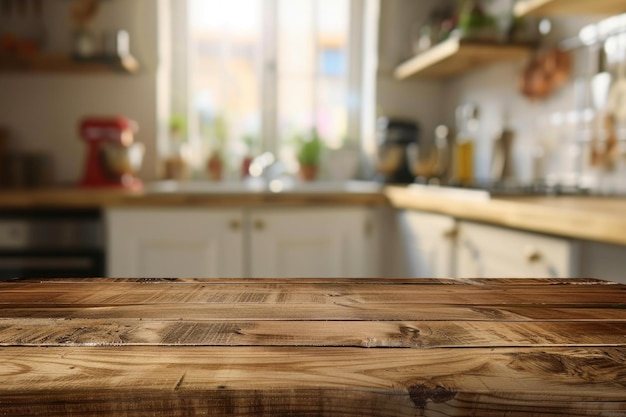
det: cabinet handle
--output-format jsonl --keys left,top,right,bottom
{"left": 253, "top": 219, "right": 265, "bottom": 231}
{"left": 442, "top": 226, "right": 458, "bottom": 240}
{"left": 229, "top": 219, "right": 241, "bottom": 231}
{"left": 525, "top": 246, "right": 542, "bottom": 263}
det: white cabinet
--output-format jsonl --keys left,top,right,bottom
{"left": 106, "top": 208, "right": 244, "bottom": 278}
{"left": 249, "top": 208, "right": 377, "bottom": 278}
{"left": 106, "top": 207, "right": 378, "bottom": 279}
{"left": 395, "top": 210, "right": 456, "bottom": 278}
{"left": 577, "top": 241, "right": 626, "bottom": 284}
{"left": 456, "top": 221, "right": 578, "bottom": 279}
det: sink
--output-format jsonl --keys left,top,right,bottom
{"left": 407, "top": 184, "right": 491, "bottom": 201}
{"left": 145, "top": 179, "right": 382, "bottom": 195}
{"left": 146, "top": 180, "right": 265, "bottom": 194}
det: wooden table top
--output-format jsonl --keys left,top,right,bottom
{"left": 1, "top": 277, "right": 625, "bottom": 416}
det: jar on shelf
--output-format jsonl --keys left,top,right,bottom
{"left": 458, "top": 0, "right": 499, "bottom": 43}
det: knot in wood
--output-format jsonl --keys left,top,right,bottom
{"left": 408, "top": 383, "right": 457, "bottom": 409}
{"left": 399, "top": 326, "right": 420, "bottom": 337}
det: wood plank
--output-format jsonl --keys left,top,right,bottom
{"left": 515, "top": 0, "right": 626, "bottom": 16}
{"left": 1, "top": 318, "right": 625, "bottom": 348}
{"left": 1, "top": 281, "right": 623, "bottom": 305}
{"left": 6, "top": 277, "right": 614, "bottom": 286}
{"left": 10, "top": 277, "right": 468, "bottom": 285}
{"left": 394, "top": 38, "right": 531, "bottom": 80}
{"left": 2, "top": 303, "right": 626, "bottom": 321}
{"left": 0, "top": 53, "right": 139, "bottom": 74}
{"left": 0, "top": 389, "right": 622, "bottom": 417}
{"left": 1, "top": 279, "right": 625, "bottom": 415}
{"left": 1, "top": 346, "right": 625, "bottom": 416}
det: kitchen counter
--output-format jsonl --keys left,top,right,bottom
{"left": 385, "top": 185, "right": 626, "bottom": 246}
{"left": 0, "top": 277, "right": 625, "bottom": 416}
{"left": 3, "top": 183, "right": 626, "bottom": 246}
{"left": 0, "top": 183, "right": 386, "bottom": 209}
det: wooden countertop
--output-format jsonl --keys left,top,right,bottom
{"left": 0, "top": 277, "right": 625, "bottom": 416}
{"left": 0, "top": 186, "right": 386, "bottom": 209}
{"left": 385, "top": 185, "right": 626, "bottom": 246}
{"left": 3, "top": 184, "right": 626, "bottom": 245}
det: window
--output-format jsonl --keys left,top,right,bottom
{"left": 169, "top": 0, "right": 373, "bottom": 178}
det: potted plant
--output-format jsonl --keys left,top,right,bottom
{"left": 241, "top": 133, "right": 258, "bottom": 179}
{"left": 297, "top": 129, "right": 323, "bottom": 181}
{"left": 206, "top": 115, "right": 228, "bottom": 181}
{"left": 162, "top": 114, "right": 190, "bottom": 180}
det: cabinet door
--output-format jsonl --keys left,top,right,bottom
{"left": 249, "top": 208, "right": 376, "bottom": 278}
{"left": 577, "top": 241, "right": 626, "bottom": 284}
{"left": 456, "top": 221, "right": 577, "bottom": 279}
{"left": 397, "top": 210, "right": 456, "bottom": 278}
{"left": 106, "top": 208, "right": 244, "bottom": 278}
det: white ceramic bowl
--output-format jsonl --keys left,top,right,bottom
{"left": 100, "top": 142, "right": 145, "bottom": 178}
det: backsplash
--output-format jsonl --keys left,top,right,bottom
{"left": 441, "top": 15, "right": 626, "bottom": 192}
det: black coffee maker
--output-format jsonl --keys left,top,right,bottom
{"left": 375, "top": 117, "right": 420, "bottom": 184}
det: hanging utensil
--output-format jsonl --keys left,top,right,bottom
{"left": 520, "top": 47, "right": 572, "bottom": 100}
{"left": 604, "top": 33, "right": 626, "bottom": 169}
{"left": 591, "top": 43, "right": 612, "bottom": 167}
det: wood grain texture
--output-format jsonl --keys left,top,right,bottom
{"left": 2, "top": 280, "right": 623, "bottom": 306}
{"left": 1, "top": 319, "right": 625, "bottom": 348}
{"left": 0, "top": 278, "right": 625, "bottom": 416}
{"left": 1, "top": 347, "right": 626, "bottom": 416}
{"left": 3, "top": 303, "right": 626, "bottom": 321}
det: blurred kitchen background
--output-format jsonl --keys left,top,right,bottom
{"left": 3, "top": 0, "right": 626, "bottom": 282}
{"left": 1, "top": 0, "right": 624, "bottom": 190}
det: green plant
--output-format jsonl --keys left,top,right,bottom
{"left": 169, "top": 114, "right": 187, "bottom": 138}
{"left": 242, "top": 133, "right": 258, "bottom": 154}
{"left": 213, "top": 115, "right": 229, "bottom": 151}
{"left": 297, "top": 130, "right": 324, "bottom": 167}
{"left": 458, "top": 0, "right": 497, "bottom": 35}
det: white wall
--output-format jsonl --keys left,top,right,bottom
{"left": 0, "top": 0, "right": 161, "bottom": 184}
{"left": 377, "top": 0, "right": 450, "bottom": 143}
{"left": 442, "top": 16, "right": 601, "bottom": 183}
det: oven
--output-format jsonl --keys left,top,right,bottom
{"left": 0, "top": 210, "right": 104, "bottom": 281}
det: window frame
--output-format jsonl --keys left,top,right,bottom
{"left": 167, "top": 0, "right": 377, "bottom": 176}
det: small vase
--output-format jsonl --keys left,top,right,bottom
{"left": 207, "top": 151, "right": 224, "bottom": 181}
{"left": 241, "top": 155, "right": 253, "bottom": 179}
{"left": 299, "top": 165, "right": 317, "bottom": 182}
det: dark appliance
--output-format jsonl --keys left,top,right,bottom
{"left": 0, "top": 210, "right": 104, "bottom": 281}
{"left": 376, "top": 117, "right": 420, "bottom": 184}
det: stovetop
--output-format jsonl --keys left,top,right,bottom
{"left": 408, "top": 181, "right": 595, "bottom": 201}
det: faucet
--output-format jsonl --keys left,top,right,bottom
{"left": 249, "top": 152, "right": 286, "bottom": 180}
{"left": 248, "top": 152, "right": 291, "bottom": 192}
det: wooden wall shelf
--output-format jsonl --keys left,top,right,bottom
{"left": 0, "top": 54, "right": 139, "bottom": 75}
{"left": 515, "top": 0, "right": 626, "bottom": 17}
{"left": 394, "top": 38, "right": 532, "bottom": 81}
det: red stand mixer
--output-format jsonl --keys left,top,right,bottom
{"left": 79, "top": 116, "right": 144, "bottom": 190}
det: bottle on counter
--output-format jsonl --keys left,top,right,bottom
{"left": 454, "top": 103, "right": 479, "bottom": 186}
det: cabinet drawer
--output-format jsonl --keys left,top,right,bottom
{"left": 457, "top": 222, "right": 577, "bottom": 279}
